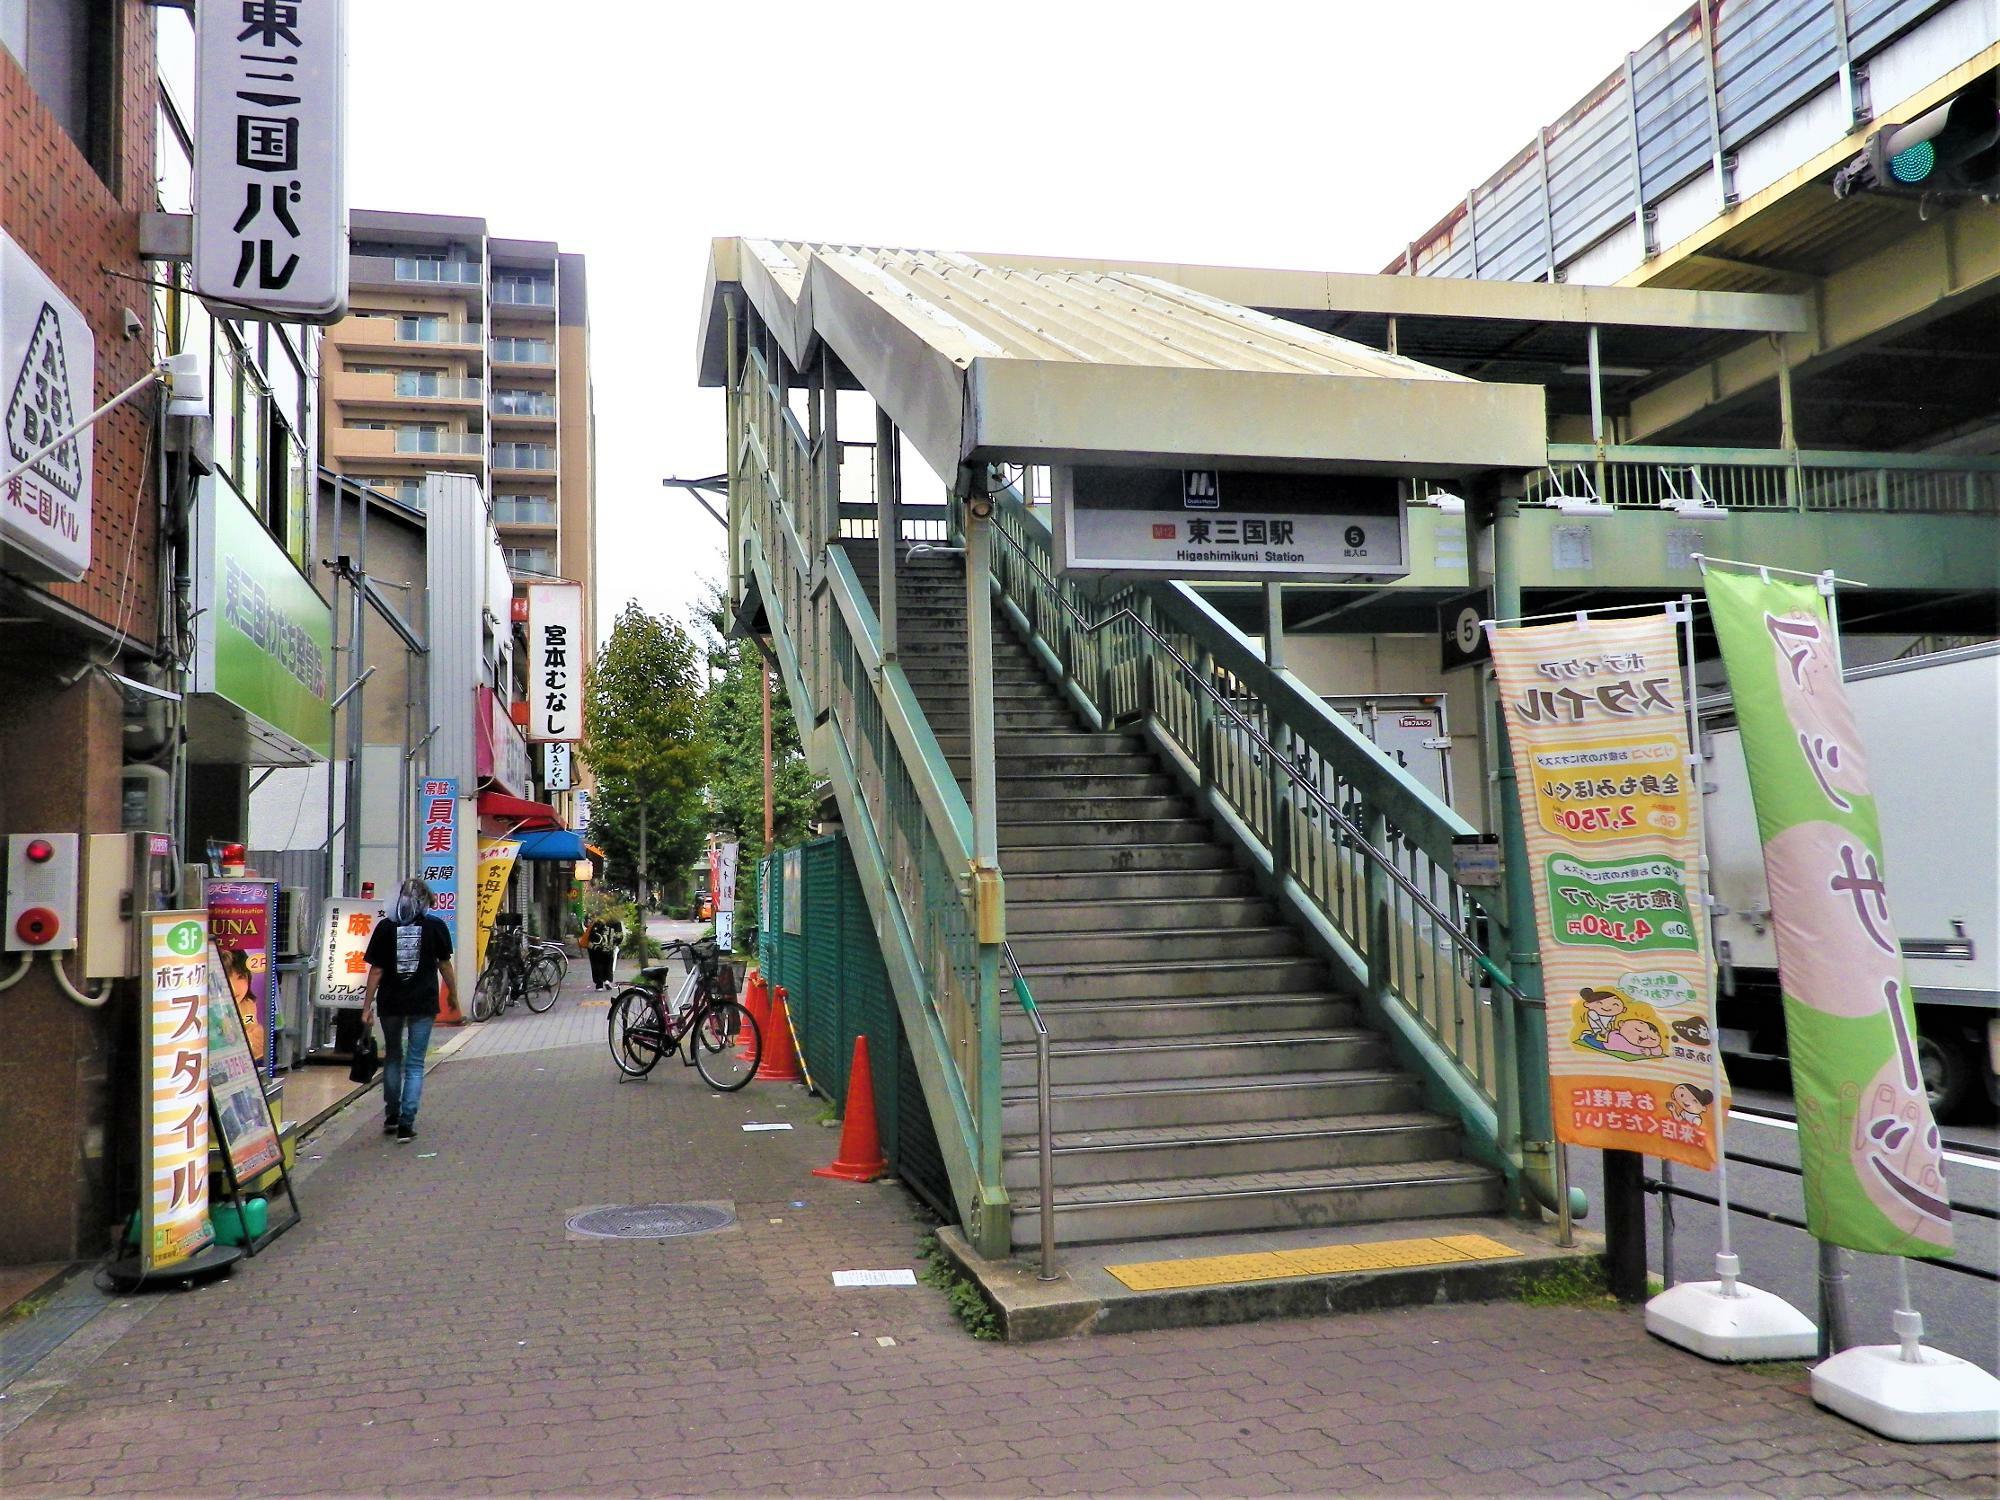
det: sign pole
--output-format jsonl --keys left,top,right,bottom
{"left": 1643, "top": 591, "right": 1819, "bottom": 1359}
{"left": 1814, "top": 569, "right": 1855, "bottom": 1358}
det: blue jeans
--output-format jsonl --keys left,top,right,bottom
{"left": 380, "top": 1015, "right": 435, "bottom": 1127}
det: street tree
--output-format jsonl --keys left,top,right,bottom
{"left": 581, "top": 602, "right": 708, "bottom": 910}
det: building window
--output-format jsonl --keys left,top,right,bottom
{"left": 491, "top": 337, "right": 552, "bottom": 363}
{"left": 503, "top": 546, "right": 555, "bottom": 577}
{"left": 493, "top": 442, "right": 553, "bottom": 470}
{"left": 4, "top": 0, "right": 121, "bottom": 187}
{"left": 492, "top": 273, "right": 553, "bottom": 306}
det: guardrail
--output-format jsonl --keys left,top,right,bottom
{"left": 734, "top": 345, "right": 1006, "bottom": 1252}
{"left": 1525, "top": 445, "right": 2000, "bottom": 515}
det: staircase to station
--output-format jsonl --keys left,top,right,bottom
{"left": 848, "top": 546, "right": 1504, "bottom": 1252}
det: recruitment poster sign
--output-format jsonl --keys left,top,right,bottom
{"left": 315, "top": 897, "right": 388, "bottom": 1009}
{"left": 474, "top": 838, "right": 520, "bottom": 973}
{"left": 206, "top": 942, "right": 282, "bottom": 1180}
{"left": 144, "top": 913, "right": 215, "bottom": 1270}
{"left": 207, "top": 878, "right": 277, "bottom": 1072}
{"left": 1705, "top": 570, "right": 1952, "bottom": 1257}
{"left": 416, "top": 777, "right": 460, "bottom": 947}
{"left": 1486, "top": 613, "right": 1720, "bottom": 1170}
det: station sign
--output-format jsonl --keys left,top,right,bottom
{"left": 1052, "top": 466, "right": 1407, "bottom": 582}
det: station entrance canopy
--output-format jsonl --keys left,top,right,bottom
{"left": 696, "top": 240, "right": 1554, "bottom": 508}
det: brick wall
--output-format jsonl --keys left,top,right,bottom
{"left": 1, "top": 1, "right": 159, "bottom": 648}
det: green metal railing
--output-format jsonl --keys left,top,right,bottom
{"left": 990, "top": 489, "right": 1547, "bottom": 1199}
{"left": 733, "top": 345, "right": 1007, "bottom": 1252}
{"left": 1525, "top": 444, "right": 2000, "bottom": 514}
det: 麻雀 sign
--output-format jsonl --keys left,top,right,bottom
{"left": 1053, "top": 466, "right": 1408, "bottom": 582}
{"left": 527, "top": 582, "right": 582, "bottom": 742}
{"left": 193, "top": 0, "right": 349, "bottom": 322}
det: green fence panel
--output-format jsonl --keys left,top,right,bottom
{"left": 801, "top": 837, "right": 845, "bottom": 1088}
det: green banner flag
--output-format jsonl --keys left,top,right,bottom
{"left": 1704, "top": 568, "right": 1952, "bottom": 1258}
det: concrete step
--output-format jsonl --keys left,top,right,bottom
{"left": 990, "top": 775, "right": 1179, "bottom": 803}
{"left": 998, "top": 818, "right": 1212, "bottom": 848}
{"left": 1012, "top": 954, "right": 1330, "bottom": 1000}
{"left": 999, "top": 1068, "right": 1422, "bottom": 1136}
{"left": 997, "top": 795, "right": 1194, "bottom": 826}
{"left": 1007, "top": 925, "right": 1306, "bottom": 967}
{"left": 1007, "top": 895, "right": 1274, "bottom": 934}
{"left": 998, "top": 843, "right": 1241, "bottom": 875}
{"left": 934, "top": 732, "right": 1148, "bottom": 758}
{"left": 956, "top": 752, "right": 1159, "bottom": 780}
{"left": 908, "top": 685, "right": 1059, "bottom": 708}
{"left": 998, "top": 992, "right": 1360, "bottom": 1045}
{"left": 1003, "top": 868, "right": 1258, "bottom": 903}
{"left": 1004, "top": 1159, "right": 1507, "bottom": 1249}
{"left": 1000, "top": 1028, "right": 1389, "bottom": 1088}
{"left": 928, "top": 710, "right": 1081, "bottom": 732}
{"left": 903, "top": 669, "right": 1050, "bottom": 689}
{"left": 998, "top": 1111, "right": 1464, "bottom": 1189}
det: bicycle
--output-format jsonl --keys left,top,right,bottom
{"left": 607, "top": 937, "right": 761, "bottom": 1090}
{"left": 470, "top": 921, "right": 559, "bottom": 1019}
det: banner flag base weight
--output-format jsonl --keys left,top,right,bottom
{"left": 1812, "top": 1343, "right": 2000, "bottom": 1443}
{"left": 1646, "top": 1279, "right": 1818, "bottom": 1361}
{"left": 101, "top": 1242, "right": 244, "bottom": 1293}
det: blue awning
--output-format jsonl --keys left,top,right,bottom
{"left": 513, "top": 829, "right": 587, "bottom": 861}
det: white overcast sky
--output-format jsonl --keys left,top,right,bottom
{"left": 348, "top": 1, "right": 1683, "bottom": 638}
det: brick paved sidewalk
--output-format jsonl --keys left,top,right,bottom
{"left": 2, "top": 974, "right": 1993, "bottom": 1497}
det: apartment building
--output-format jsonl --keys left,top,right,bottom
{"left": 317, "top": 210, "right": 596, "bottom": 656}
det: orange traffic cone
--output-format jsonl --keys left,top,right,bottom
{"left": 738, "top": 970, "right": 769, "bottom": 1058}
{"left": 813, "top": 1035, "right": 889, "bottom": 1182}
{"left": 437, "top": 974, "right": 465, "bottom": 1027}
{"left": 754, "top": 985, "right": 805, "bottom": 1084}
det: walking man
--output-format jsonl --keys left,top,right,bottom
{"left": 361, "top": 879, "right": 458, "bottom": 1143}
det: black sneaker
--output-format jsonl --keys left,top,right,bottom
{"left": 396, "top": 1123, "right": 415, "bottom": 1143}
{"left": 384, "top": 1118, "right": 398, "bottom": 1136}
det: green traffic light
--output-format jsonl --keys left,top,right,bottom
{"left": 1889, "top": 139, "right": 1936, "bottom": 184}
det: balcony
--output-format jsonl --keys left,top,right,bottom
{"left": 335, "top": 317, "right": 482, "bottom": 352}
{"left": 394, "top": 430, "right": 483, "bottom": 457}
{"left": 502, "top": 546, "right": 556, "bottom": 578}
{"left": 493, "top": 496, "right": 559, "bottom": 527}
{"left": 489, "top": 337, "right": 555, "bottom": 367}
{"left": 492, "top": 443, "right": 555, "bottom": 472}
{"left": 490, "top": 390, "right": 556, "bottom": 418}
{"left": 350, "top": 254, "right": 482, "bottom": 291}
{"left": 333, "top": 371, "right": 484, "bottom": 408}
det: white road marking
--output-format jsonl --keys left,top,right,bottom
{"left": 1731, "top": 1109, "right": 1998, "bottom": 1173}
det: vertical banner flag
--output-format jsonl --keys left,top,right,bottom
{"left": 315, "top": 897, "right": 388, "bottom": 1009}
{"left": 145, "top": 913, "right": 215, "bottom": 1270}
{"left": 1704, "top": 570, "right": 1951, "bottom": 1256}
{"left": 206, "top": 942, "right": 283, "bottom": 1181}
{"left": 207, "top": 878, "right": 278, "bottom": 1072}
{"left": 526, "top": 582, "right": 583, "bottom": 742}
{"left": 416, "top": 777, "right": 460, "bottom": 947}
{"left": 1487, "top": 613, "right": 1721, "bottom": 1170}
{"left": 474, "top": 838, "right": 521, "bottom": 973}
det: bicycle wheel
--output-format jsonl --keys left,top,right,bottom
{"left": 523, "top": 955, "right": 561, "bottom": 1013}
{"left": 470, "top": 965, "right": 504, "bottom": 1022}
{"left": 693, "top": 1001, "right": 759, "bottom": 1091}
{"left": 609, "top": 988, "right": 666, "bottom": 1077}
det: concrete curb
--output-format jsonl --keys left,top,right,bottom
{"left": 938, "top": 1218, "right": 1606, "bottom": 1342}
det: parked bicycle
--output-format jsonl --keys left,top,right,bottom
{"left": 470, "top": 919, "right": 560, "bottom": 1020}
{"left": 607, "top": 937, "right": 761, "bottom": 1090}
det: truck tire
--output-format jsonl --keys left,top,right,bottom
{"left": 1917, "top": 1028, "right": 1973, "bottom": 1123}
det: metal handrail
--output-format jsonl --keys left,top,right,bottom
{"left": 1001, "top": 941, "right": 1058, "bottom": 1282}
{"left": 986, "top": 515, "right": 1521, "bottom": 1004}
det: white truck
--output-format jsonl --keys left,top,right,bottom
{"left": 1703, "top": 642, "right": 1999, "bottom": 1121}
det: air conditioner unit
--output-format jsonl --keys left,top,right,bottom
{"left": 273, "top": 886, "right": 312, "bottom": 959}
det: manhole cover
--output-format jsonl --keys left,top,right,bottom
{"left": 566, "top": 1203, "right": 735, "bottom": 1240}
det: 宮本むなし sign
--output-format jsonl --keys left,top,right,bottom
{"left": 192, "top": 0, "right": 348, "bottom": 321}
{"left": 144, "top": 913, "right": 215, "bottom": 1271}
{"left": 415, "top": 776, "right": 460, "bottom": 947}
{"left": 206, "top": 941, "right": 282, "bottom": 1182}
{"left": 526, "top": 582, "right": 583, "bottom": 742}
{"left": 1, "top": 229, "right": 94, "bottom": 582}
{"left": 1485, "top": 611, "right": 1721, "bottom": 1172}
{"left": 1704, "top": 568, "right": 1951, "bottom": 1258}
{"left": 315, "top": 897, "right": 388, "bottom": 1010}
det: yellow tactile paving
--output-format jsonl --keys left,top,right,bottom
{"left": 1106, "top": 1232, "right": 1521, "bottom": 1291}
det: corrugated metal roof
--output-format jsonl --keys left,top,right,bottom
{"left": 756, "top": 240, "right": 1465, "bottom": 382}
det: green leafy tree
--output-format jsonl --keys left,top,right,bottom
{"left": 581, "top": 603, "right": 708, "bottom": 910}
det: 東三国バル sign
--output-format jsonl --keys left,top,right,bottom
{"left": 1052, "top": 466, "right": 1407, "bottom": 582}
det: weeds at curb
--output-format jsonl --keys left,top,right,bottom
{"left": 917, "top": 1233, "right": 999, "bottom": 1340}
{"left": 1521, "top": 1258, "right": 1617, "bottom": 1308}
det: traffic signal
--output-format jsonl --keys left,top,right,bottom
{"left": 1834, "top": 77, "right": 1999, "bottom": 201}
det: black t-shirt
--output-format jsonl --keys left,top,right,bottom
{"left": 364, "top": 915, "right": 453, "bottom": 1018}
